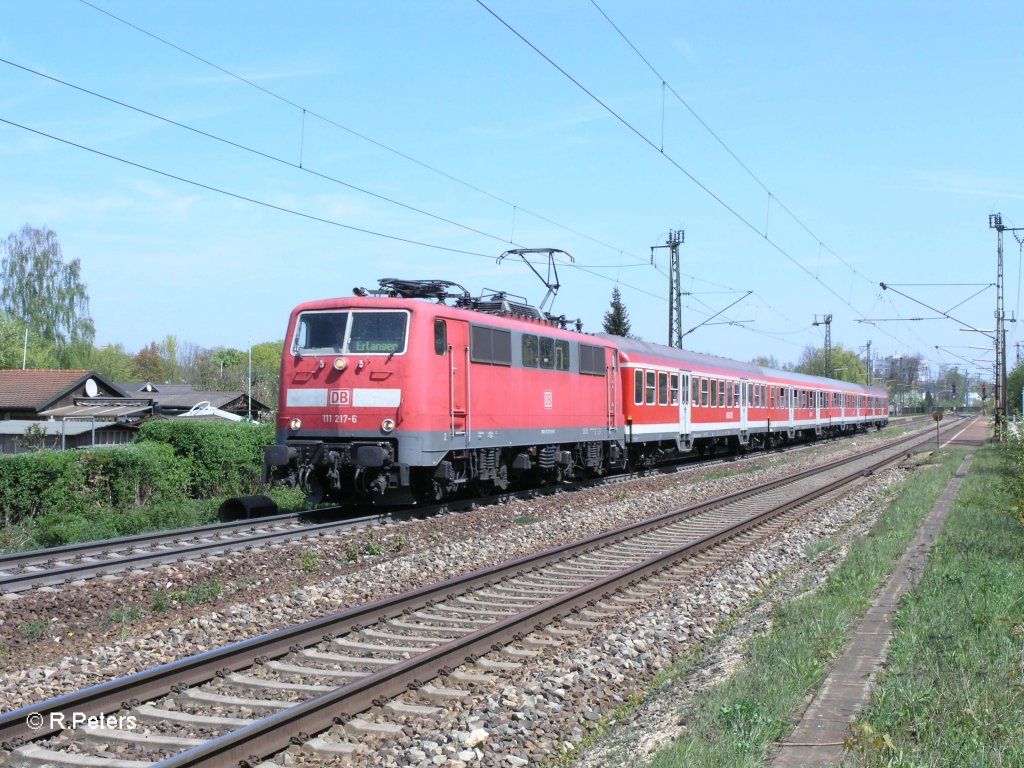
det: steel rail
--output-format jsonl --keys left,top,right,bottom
{"left": 0, "top": 419, "right": 955, "bottom": 752}
{"left": 0, "top": 416, "right": 927, "bottom": 593}
{"left": 153, "top": 419, "right": 936, "bottom": 768}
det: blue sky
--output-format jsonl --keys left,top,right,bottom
{"left": 2, "top": 1, "right": 1022, "bottom": 383}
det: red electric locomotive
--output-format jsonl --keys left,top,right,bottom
{"left": 264, "top": 278, "right": 888, "bottom": 505}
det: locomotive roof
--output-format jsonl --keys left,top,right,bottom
{"left": 594, "top": 333, "right": 886, "bottom": 396}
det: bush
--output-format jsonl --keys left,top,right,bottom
{"left": 136, "top": 420, "right": 275, "bottom": 497}
{"left": 0, "top": 442, "right": 187, "bottom": 527}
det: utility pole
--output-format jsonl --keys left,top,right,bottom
{"left": 652, "top": 229, "right": 685, "bottom": 348}
{"left": 988, "top": 213, "right": 1022, "bottom": 435}
{"left": 865, "top": 340, "right": 872, "bottom": 386}
{"left": 813, "top": 314, "right": 833, "bottom": 378}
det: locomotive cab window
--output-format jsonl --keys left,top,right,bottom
{"left": 292, "top": 310, "right": 408, "bottom": 356}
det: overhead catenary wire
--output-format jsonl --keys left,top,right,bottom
{"left": 476, "top": 0, "right": 922, "bottom": 357}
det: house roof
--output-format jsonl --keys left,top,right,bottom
{"left": 0, "top": 370, "right": 126, "bottom": 410}
{"left": 117, "top": 382, "right": 269, "bottom": 411}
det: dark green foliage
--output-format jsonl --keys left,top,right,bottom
{"left": 136, "top": 419, "right": 275, "bottom": 497}
{"left": 0, "top": 420, "right": 287, "bottom": 550}
{"left": 602, "top": 286, "right": 633, "bottom": 337}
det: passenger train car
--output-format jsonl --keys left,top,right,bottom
{"left": 264, "top": 280, "right": 889, "bottom": 504}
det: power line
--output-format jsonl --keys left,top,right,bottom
{"left": 76, "top": 0, "right": 653, "bottom": 270}
{"left": 475, "top": 0, "right": 878, "bottom": 329}
{"left": 588, "top": 0, "right": 874, "bottom": 290}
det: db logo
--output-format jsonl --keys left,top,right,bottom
{"left": 329, "top": 389, "right": 351, "bottom": 406}
{"left": 544, "top": 391, "right": 553, "bottom": 409}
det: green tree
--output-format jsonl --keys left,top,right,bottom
{"left": 1, "top": 225, "right": 95, "bottom": 367}
{"left": 90, "top": 343, "right": 136, "bottom": 382}
{"left": 0, "top": 311, "right": 57, "bottom": 369}
{"left": 1007, "top": 360, "right": 1024, "bottom": 418}
{"left": 602, "top": 286, "right": 632, "bottom": 337}
{"left": 795, "top": 344, "right": 868, "bottom": 384}
{"left": 750, "top": 354, "right": 781, "bottom": 369}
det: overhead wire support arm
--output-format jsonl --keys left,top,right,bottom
{"left": 879, "top": 282, "right": 994, "bottom": 339}
{"left": 681, "top": 291, "right": 752, "bottom": 339}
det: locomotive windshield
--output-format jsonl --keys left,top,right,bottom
{"left": 292, "top": 310, "right": 408, "bottom": 355}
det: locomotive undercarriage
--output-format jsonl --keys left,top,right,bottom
{"left": 267, "top": 438, "right": 629, "bottom": 506}
{"left": 417, "top": 440, "right": 626, "bottom": 503}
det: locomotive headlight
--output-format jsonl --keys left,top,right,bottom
{"left": 289, "top": 417, "right": 302, "bottom": 431}
{"left": 333, "top": 357, "right": 348, "bottom": 371}
{"left": 381, "top": 418, "right": 396, "bottom": 433}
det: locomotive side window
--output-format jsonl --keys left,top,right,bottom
{"left": 555, "top": 340, "right": 570, "bottom": 371}
{"left": 579, "top": 343, "right": 606, "bottom": 375}
{"left": 658, "top": 372, "right": 668, "bottom": 405}
{"left": 434, "top": 319, "right": 447, "bottom": 355}
{"left": 471, "top": 325, "right": 512, "bottom": 366}
{"left": 646, "top": 371, "right": 656, "bottom": 404}
{"left": 522, "top": 335, "right": 538, "bottom": 367}
{"left": 539, "top": 337, "right": 554, "bottom": 369}
{"left": 634, "top": 369, "right": 644, "bottom": 405}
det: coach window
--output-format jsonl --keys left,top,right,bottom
{"left": 539, "top": 337, "right": 554, "bottom": 369}
{"left": 522, "top": 335, "right": 538, "bottom": 367}
{"left": 670, "top": 373, "right": 680, "bottom": 405}
{"left": 710, "top": 379, "right": 718, "bottom": 407}
{"left": 701, "top": 377, "right": 710, "bottom": 407}
{"left": 658, "top": 372, "right": 669, "bottom": 405}
{"left": 646, "top": 370, "right": 656, "bottom": 404}
{"left": 634, "top": 369, "right": 644, "bottom": 405}
{"left": 555, "top": 339, "right": 570, "bottom": 371}
{"left": 692, "top": 377, "right": 700, "bottom": 406}
{"left": 719, "top": 380, "right": 727, "bottom": 408}
{"left": 434, "top": 319, "right": 447, "bottom": 355}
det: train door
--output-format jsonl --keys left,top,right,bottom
{"left": 679, "top": 370, "right": 691, "bottom": 441}
{"left": 739, "top": 379, "right": 749, "bottom": 434}
{"left": 446, "top": 319, "right": 471, "bottom": 444}
{"left": 606, "top": 348, "right": 619, "bottom": 435}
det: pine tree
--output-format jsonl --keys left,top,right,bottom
{"left": 602, "top": 287, "right": 632, "bottom": 337}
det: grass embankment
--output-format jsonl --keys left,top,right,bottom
{"left": 841, "top": 444, "right": 1024, "bottom": 767}
{"left": 640, "top": 447, "right": 970, "bottom": 768}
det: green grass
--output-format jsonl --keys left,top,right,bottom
{"left": 841, "top": 445, "right": 1024, "bottom": 768}
{"left": 639, "top": 447, "right": 969, "bottom": 768}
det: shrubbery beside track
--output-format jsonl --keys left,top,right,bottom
{"left": 0, "top": 421, "right": 294, "bottom": 549}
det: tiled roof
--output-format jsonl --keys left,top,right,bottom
{"left": 0, "top": 370, "right": 95, "bottom": 410}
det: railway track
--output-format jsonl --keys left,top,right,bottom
{"left": 0, "top": 418, "right": 929, "bottom": 595}
{"left": 0, "top": 418, "right": 961, "bottom": 767}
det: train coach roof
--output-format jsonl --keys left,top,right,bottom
{"left": 594, "top": 334, "right": 886, "bottom": 396}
